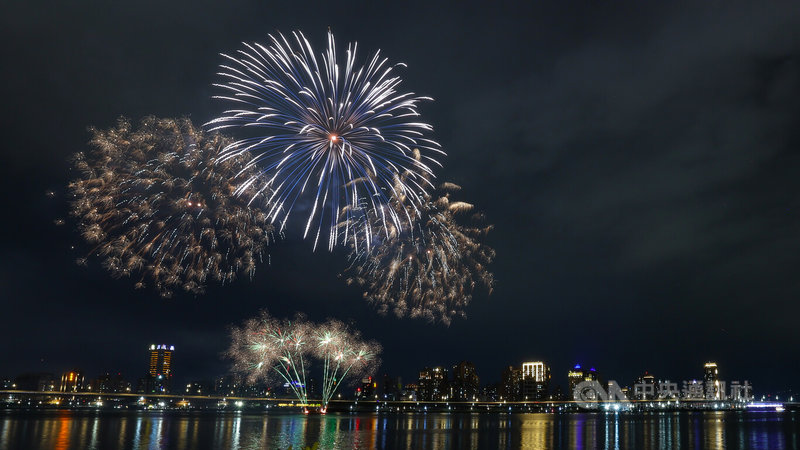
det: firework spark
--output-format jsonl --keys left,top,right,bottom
{"left": 69, "top": 116, "right": 274, "bottom": 298}
{"left": 228, "top": 311, "right": 380, "bottom": 408}
{"left": 208, "top": 30, "right": 444, "bottom": 250}
{"left": 343, "top": 177, "right": 495, "bottom": 325}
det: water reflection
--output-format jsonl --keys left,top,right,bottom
{"left": 0, "top": 410, "right": 795, "bottom": 449}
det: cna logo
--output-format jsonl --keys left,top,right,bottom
{"left": 573, "top": 378, "right": 754, "bottom": 410}
{"left": 573, "top": 381, "right": 629, "bottom": 410}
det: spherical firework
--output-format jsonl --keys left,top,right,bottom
{"left": 208, "top": 30, "right": 444, "bottom": 250}
{"left": 228, "top": 311, "right": 380, "bottom": 408}
{"left": 69, "top": 116, "right": 274, "bottom": 298}
{"left": 344, "top": 180, "right": 495, "bottom": 326}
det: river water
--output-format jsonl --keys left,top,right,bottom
{"left": 0, "top": 409, "right": 797, "bottom": 449}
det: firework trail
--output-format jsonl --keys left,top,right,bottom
{"left": 228, "top": 311, "right": 380, "bottom": 409}
{"left": 69, "top": 116, "right": 274, "bottom": 298}
{"left": 343, "top": 172, "right": 495, "bottom": 325}
{"left": 208, "top": 30, "right": 444, "bottom": 250}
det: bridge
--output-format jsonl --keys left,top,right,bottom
{"left": 1, "top": 390, "right": 791, "bottom": 413}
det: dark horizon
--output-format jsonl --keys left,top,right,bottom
{"left": 1, "top": 1, "right": 799, "bottom": 396}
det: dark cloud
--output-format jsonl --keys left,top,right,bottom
{"left": 447, "top": 2, "right": 800, "bottom": 387}
{"left": 0, "top": 1, "right": 798, "bottom": 393}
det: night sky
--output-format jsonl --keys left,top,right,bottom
{"left": 2, "top": 1, "right": 799, "bottom": 395}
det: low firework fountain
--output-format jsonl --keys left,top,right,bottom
{"left": 313, "top": 319, "right": 379, "bottom": 408}
{"left": 228, "top": 311, "right": 380, "bottom": 412}
{"left": 229, "top": 312, "right": 312, "bottom": 404}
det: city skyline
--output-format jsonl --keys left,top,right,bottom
{"left": 2, "top": 342, "right": 778, "bottom": 403}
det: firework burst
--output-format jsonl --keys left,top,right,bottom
{"left": 69, "top": 116, "right": 274, "bottom": 298}
{"left": 343, "top": 177, "right": 495, "bottom": 325}
{"left": 208, "top": 30, "right": 444, "bottom": 250}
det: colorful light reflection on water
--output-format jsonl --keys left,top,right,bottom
{"left": 0, "top": 410, "right": 797, "bottom": 449}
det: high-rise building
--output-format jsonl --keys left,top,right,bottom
{"left": 522, "top": 362, "right": 546, "bottom": 382}
{"left": 185, "top": 380, "right": 213, "bottom": 395}
{"left": 92, "top": 372, "right": 130, "bottom": 393}
{"left": 307, "top": 378, "right": 319, "bottom": 399}
{"left": 481, "top": 383, "right": 499, "bottom": 401}
{"left": 704, "top": 362, "right": 722, "bottom": 400}
{"left": 240, "top": 381, "right": 269, "bottom": 398}
{"left": 60, "top": 369, "right": 85, "bottom": 392}
{"left": 703, "top": 362, "right": 719, "bottom": 383}
{"left": 14, "top": 373, "right": 57, "bottom": 391}
{"left": 521, "top": 361, "right": 550, "bottom": 401}
{"left": 567, "top": 365, "right": 583, "bottom": 394}
{"left": 357, "top": 376, "right": 378, "bottom": 400}
{"left": 381, "top": 374, "right": 403, "bottom": 401}
{"left": 451, "top": 361, "right": 480, "bottom": 401}
{"left": 567, "top": 364, "right": 598, "bottom": 396}
{"left": 401, "top": 383, "right": 418, "bottom": 401}
{"left": 418, "top": 367, "right": 448, "bottom": 401}
{"left": 501, "top": 366, "right": 522, "bottom": 401}
{"left": 143, "top": 344, "right": 174, "bottom": 393}
{"left": 633, "top": 371, "right": 657, "bottom": 400}
{"left": 214, "top": 374, "right": 240, "bottom": 396}
{"left": 149, "top": 345, "right": 174, "bottom": 378}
